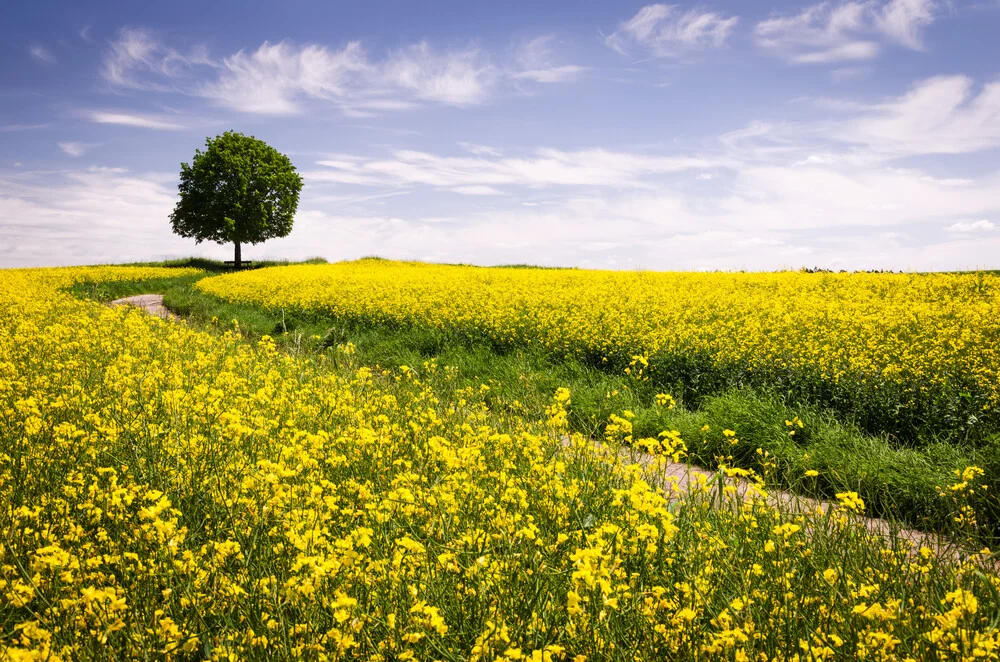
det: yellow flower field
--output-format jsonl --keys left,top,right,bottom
{"left": 2, "top": 265, "right": 1000, "bottom": 660}
{"left": 197, "top": 261, "right": 1000, "bottom": 441}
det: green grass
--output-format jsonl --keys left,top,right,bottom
{"left": 67, "top": 262, "right": 1000, "bottom": 544}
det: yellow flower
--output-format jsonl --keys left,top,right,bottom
{"left": 835, "top": 491, "right": 865, "bottom": 512}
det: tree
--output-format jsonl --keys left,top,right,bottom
{"left": 170, "top": 131, "right": 303, "bottom": 268}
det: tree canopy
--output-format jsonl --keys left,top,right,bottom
{"left": 170, "top": 131, "right": 303, "bottom": 267}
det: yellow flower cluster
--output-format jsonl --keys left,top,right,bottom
{"left": 197, "top": 261, "right": 1000, "bottom": 440}
{"left": 2, "top": 266, "right": 1000, "bottom": 660}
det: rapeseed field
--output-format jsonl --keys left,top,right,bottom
{"left": 2, "top": 266, "right": 1000, "bottom": 660}
{"left": 198, "top": 261, "right": 1000, "bottom": 443}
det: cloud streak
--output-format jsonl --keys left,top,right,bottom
{"left": 101, "top": 28, "right": 584, "bottom": 116}
{"left": 755, "top": 0, "right": 938, "bottom": 64}
{"left": 0, "top": 167, "right": 191, "bottom": 267}
{"left": 511, "top": 35, "right": 588, "bottom": 84}
{"left": 87, "top": 111, "right": 185, "bottom": 130}
{"left": 102, "top": 27, "right": 212, "bottom": 91}
{"left": 29, "top": 45, "right": 56, "bottom": 64}
{"left": 948, "top": 219, "right": 995, "bottom": 232}
{"left": 57, "top": 142, "right": 99, "bottom": 157}
{"left": 306, "top": 148, "right": 720, "bottom": 191}
{"left": 605, "top": 4, "right": 739, "bottom": 57}
{"left": 838, "top": 75, "right": 1000, "bottom": 155}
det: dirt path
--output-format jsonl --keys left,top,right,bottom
{"left": 111, "top": 294, "right": 175, "bottom": 320}
{"left": 591, "top": 440, "right": 960, "bottom": 554}
{"left": 117, "top": 293, "right": 983, "bottom": 561}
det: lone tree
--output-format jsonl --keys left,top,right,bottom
{"left": 170, "top": 131, "right": 303, "bottom": 268}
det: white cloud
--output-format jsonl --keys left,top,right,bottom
{"left": 510, "top": 35, "right": 587, "bottom": 84}
{"left": 102, "top": 27, "right": 211, "bottom": 91}
{"left": 510, "top": 66, "right": 587, "bottom": 84}
{"left": 947, "top": 219, "right": 995, "bottom": 232}
{"left": 605, "top": 4, "right": 739, "bottom": 57}
{"left": 5, "top": 150, "right": 1000, "bottom": 270}
{"left": 756, "top": 2, "right": 879, "bottom": 63}
{"left": 87, "top": 111, "right": 184, "bottom": 130}
{"left": 876, "top": 0, "right": 936, "bottom": 49}
{"left": 755, "top": 0, "right": 937, "bottom": 64}
{"left": 797, "top": 41, "right": 880, "bottom": 64}
{"left": 458, "top": 142, "right": 502, "bottom": 157}
{"left": 101, "top": 29, "right": 579, "bottom": 116}
{"left": 268, "top": 178, "right": 1000, "bottom": 271}
{"left": 383, "top": 42, "right": 497, "bottom": 105}
{"left": 286, "top": 72, "right": 1000, "bottom": 271}
{"left": 8, "top": 43, "right": 1000, "bottom": 272}
{"left": 451, "top": 185, "right": 503, "bottom": 195}
{"left": 726, "top": 75, "right": 1000, "bottom": 159}
{"left": 29, "top": 45, "right": 56, "bottom": 64}
{"left": 308, "top": 147, "right": 719, "bottom": 191}
{"left": 716, "top": 165, "right": 1000, "bottom": 231}
{"left": 58, "top": 142, "right": 99, "bottom": 157}
{"left": 0, "top": 167, "right": 194, "bottom": 267}
{"left": 204, "top": 41, "right": 373, "bottom": 115}
{"left": 839, "top": 75, "right": 1000, "bottom": 155}
{"left": 794, "top": 154, "right": 839, "bottom": 166}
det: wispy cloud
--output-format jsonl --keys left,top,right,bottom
{"left": 201, "top": 39, "right": 498, "bottom": 114}
{"left": 755, "top": 0, "right": 938, "bottom": 64}
{"left": 458, "top": 142, "right": 502, "bottom": 157}
{"left": 58, "top": 142, "right": 100, "bottom": 157}
{"left": 101, "top": 29, "right": 582, "bottom": 116}
{"left": 947, "top": 219, "right": 995, "bottom": 232}
{"left": 756, "top": 2, "right": 878, "bottom": 63}
{"left": 451, "top": 185, "right": 504, "bottom": 195}
{"left": 721, "top": 75, "right": 1000, "bottom": 160}
{"left": 102, "top": 27, "right": 212, "bottom": 91}
{"left": 307, "top": 147, "right": 720, "bottom": 191}
{"left": 876, "top": 0, "right": 936, "bottom": 49}
{"left": 510, "top": 35, "right": 587, "bottom": 84}
{"left": 510, "top": 65, "right": 587, "bottom": 83}
{"left": 0, "top": 166, "right": 191, "bottom": 267}
{"left": 604, "top": 4, "right": 739, "bottom": 58}
{"left": 29, "top": 45, "right": 56, "bottom": 64}
{"left": 203, "top": 41, "right": 373, "bottom": 115}
{"left": 382, "top": 42, "right": 497, "bottom": 106}
{"left": 87, "top": 111, "right": 184, "bottom": 130}
{"left": 838, "top": 75, "right": 1000, "bottom": 155}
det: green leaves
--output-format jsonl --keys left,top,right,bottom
{"left": 169, "top": 131, "right": 303, "bottom": 251}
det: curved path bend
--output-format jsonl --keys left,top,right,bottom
{"left": 111, "top": 294, "right": 175, "bottom": 320}
{"left": 114, "top": 293, "right": 989, "bottom": 563}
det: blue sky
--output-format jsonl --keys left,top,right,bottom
{"left": 2, "top": 0, "right": 999, "bottom": 270}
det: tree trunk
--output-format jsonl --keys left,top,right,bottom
{"left": 234, "top": 241, "right": 242, "bottom": 269}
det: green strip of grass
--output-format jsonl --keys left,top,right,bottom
{"left": 69, "top": 266, "right": 1000, "bottom": 544}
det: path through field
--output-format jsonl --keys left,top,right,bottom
{"left": 118, "top": 293, "right": 971, "bottom": 559}
{"left": 111, "top": 294, "right": 175, "bottom": 319}
{"left": 594, "top": 440, "right": 961, "bottom": 555}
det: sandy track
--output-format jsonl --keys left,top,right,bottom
{"left": 111, "top": 294, "right": 176, "bottom": 320}
{"left": 115, "top": 293, "right": 987, "bottom": 562}
{"left": 586, "top": 439, "right": 959, "bottom": 554}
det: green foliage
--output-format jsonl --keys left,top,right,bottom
{"left": 169, "top": 131, "right": 303, "bottom": 260}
